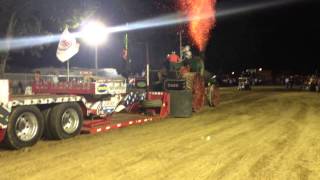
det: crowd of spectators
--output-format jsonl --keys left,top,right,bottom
{"left": 215, "top": 72, "right": 320, "bottom": 92}
{"left": 216, "top": 74, "right": 264, "bottom": 87}
{"left": 280, "top": 75, "right": 320, "bottom": 91}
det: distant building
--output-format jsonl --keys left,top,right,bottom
{"left": 256, "top": 69, "right": 273, "bottom": 83}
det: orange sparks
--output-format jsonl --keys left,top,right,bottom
{"left": 179, "top": 0, "right": 216, "bottom": 51}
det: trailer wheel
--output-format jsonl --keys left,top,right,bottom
{"left": 4, "top": 106, "right": 44, "bottom": 149}
{"left": 42, "top": 108, "right": 53, "bottom": 139}
{"left": 49, "top": 103, "right": 83, "bottom": 140}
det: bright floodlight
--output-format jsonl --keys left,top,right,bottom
{"left": 259, "top": 68, "right": 263, "bottom": 71}
{"left": 81, "top": 21, "right": 108, "bottom": 46}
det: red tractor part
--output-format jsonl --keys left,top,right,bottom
{"left": 147, "top": 92, "right": 170, "bottom": 118}
{"left": 0, "top": 129, "right": 5, "bottom": 143}
{"left": 81, "top": 115, "right": 157, "bottom": 134}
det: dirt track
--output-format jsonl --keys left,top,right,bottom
{"left": 1, "top": 87, "right": 320, "bottom": 180}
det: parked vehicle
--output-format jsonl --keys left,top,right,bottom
{"left": 238, "top": 77, "right": 251, "bottom": 90}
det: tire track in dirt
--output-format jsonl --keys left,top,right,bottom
{"left": 249, "top": 95, "right": 310, "bottom": 178}
{"left": 199, "top": 93, "right": 307, "bottom": 179}
{"left": 280, "top": 104, "right": 320, "bottom": 180}
{"left": 142, "top": 93, "right": 295, "bottom": 179}
{"left": 69, "top": 92, "right": 286, "bottom": 179}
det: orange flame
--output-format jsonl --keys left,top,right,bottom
{"left": 179, "top": 0, "right": 216, "bottom": 51}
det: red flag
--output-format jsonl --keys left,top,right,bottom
{"left": 122, "top": 48, "right": 128, "bottom": 61}
{"left": 121, "top": 33, "right": 129, "bottom": 61}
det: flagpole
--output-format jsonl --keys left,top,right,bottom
{"left": 146, "top": 42, "right": 150, "bottom": 90}
{"left": 95, "top": 45, "right": 98, "bottom": 75}
{"left": 179, "top": 30, "right": 183, "bottom": 60}
{"left": 67, "top": 60, "right": 70, "bottom": 81}
{"left": 56, "top": 27, "right": 80, "bottom": 81}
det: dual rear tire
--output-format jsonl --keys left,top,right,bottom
{"left": 4, "top": 103, "right": 83, "bottom": 149}
{"left": 46, "top": 103, "right": 83, "bottom": 140}
{"left": 4, "top": 106, "right": 44, "bottom": 149}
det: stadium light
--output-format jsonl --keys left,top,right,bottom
{"left": 81, "top": 21, "right": 108, "bottom": 46}
{"left": 81, "top": 21, "right": 108, "bottom": 71}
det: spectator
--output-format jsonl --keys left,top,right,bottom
{"left": 52, "top": 72, "right": 59, "bottom": 84}
{"left": 167, "top": 51, "right": 180, "bottom": 70}
{"left": 167, "top": 51, "right": 180, "bottom": 63}
{"left": 34, "top": 71, "right": 42, "bottom": 83}
{"left": 285, "top": 77, "right": 290, "bottom": 89}
{"left": 289, "top": 76, "right": 294, "bottom": 89}
{"left": 17, "top": 81, "right": 24, "bottom": 94}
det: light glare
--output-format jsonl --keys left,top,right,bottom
{"left": 81, "top": 21, "right": 108, "bottom": 46}
{"left": 0, "top": 0, "right": 300, "bottom": 52}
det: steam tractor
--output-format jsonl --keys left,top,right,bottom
{"left": 152, "top": 50, "right": 220, "bottom": 116}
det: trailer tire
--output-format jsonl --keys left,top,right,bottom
{"left": 49, "top": 103, "right": 83, "bottom": 140}
{"left": 4, "top": 106, "right": 44, "bottom": 149}
{"left": 42, "top": 108, "right": 53, "bottom": 140}
{"left": 142, "top": 100, "right": 163, "bottom": 108}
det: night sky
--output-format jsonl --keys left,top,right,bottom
{"left": 7, "top": 0, "right": 320, "bottom": 74}
{"left": 206, "top": 0, "right": 320, "bottom": 74}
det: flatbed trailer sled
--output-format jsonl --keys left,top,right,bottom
{"left": 0, "top": 79, "right": 169, "bottom": 149}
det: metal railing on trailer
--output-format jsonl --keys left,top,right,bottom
{"left": 3, "top": 73, "right": 88, "bottom": 95}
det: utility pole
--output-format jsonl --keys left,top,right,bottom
{"left": 146, "top": 42, "right": 150, "bottom": 89}
{"left": 67, "top": 61, "right": 70, "bottom": 81}
{"left": 179, "top": 30, "right": 183, "bottom": 59}
{"left": 94, "top": 45, "right": 98, "bottom": 74}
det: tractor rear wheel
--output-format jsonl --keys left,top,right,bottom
{"left": 192, "top": 74, "right": 205, "bottom": 112}
{"left": 207, "top": 85, "right": 220, "bottom": 107}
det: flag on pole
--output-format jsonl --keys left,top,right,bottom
{"left": 56, "top": 27, "right": 80, "bottom": 62}
{"left": 121, "top": 33, "right": 128, "bottom": 61}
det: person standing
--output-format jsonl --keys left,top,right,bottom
{"left": 51, "top": 72, "right": 59, "bottom": 84}
{"left": 289, "top": 76, "right": 294, "bottom": 89}
{"left": 167, "top": 51, "right": 180, "bottom": 70}
{"left": 34, "top": 71, "right": 42, "bottom": 83}
{"left": 285, "top": 77, "right": 290, "bottom": 89}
